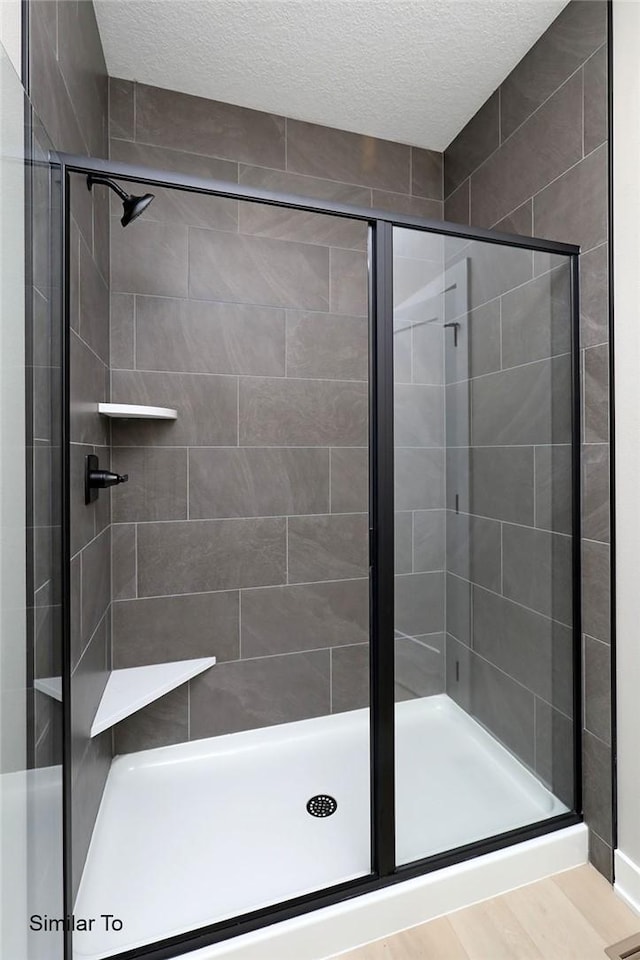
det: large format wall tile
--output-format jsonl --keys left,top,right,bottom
{"left": 394, "top": 384, "right": 444, "bottom": 447}
{"left": 395, "top": 635, "right": 445, "bottom": 699}
{"left": 114, "top": 686, "right": 189, "bottom": 754}
{"left": 502, "top": 523, "right": 573, "bottom": 624}
{"left": 535, "top": 698, "right": 575, "bottom": 807}
{"left": 109, "top": 77, "right": 134, "bottom": 140}
{"left": 135, "top": 82, "right": 286, "bottom": 168}
{"left": 447, "top": 446, "right": 535, "bottom": 525}
{"left": 584, "top": 635, "right": 611, "bottom": 744}
{"left": 111, "top": 370, "right": 238, "bottom": 446}
{"left": 107, "top": 72, "right": 446, "bottom": 756}
{"left": 113, "top": 592, "right": 239, "bottom": 668}
{"left": 411, "top": 148, "right": 443, "bottom": 200}
{"left": 190, "top": 651, "right": 330, "bottom": 738}
{"left": 473, "top": 585, "right": 573, "bottom": 716}
{"left": 395, "top": 448, "right": 444, "bottom": 511}
{"left": 189, "top": 228, "right": 329, "bottom": 309}
{"left": 239, "top": 202, "right": 367, "bottom": 251}
{"left": 80, "top": 528, "right": 111, "bottom": 649}
{"left": 582, "top": 538, "right": 610, "bottom": 642}
{"left": 501, "top": 266, "right": 572, "bottom": 368}
{"left": 471, "top": 356, "right": 572, "bottom": 446}
{"left": 580, "top": 243, "right": 608, "bottom": 349}
{"left": 582, "top": 445, "right": 609, "bottom": 543}
{"left": 79, "top": 237, "right": 109, "bottom": 364}
{"left": 445, "top": 300, "right": 501, "bottom": 384}
{"left": 330, "top": 447, "right": 368, "bottom": 513}
{"left": 70, "top": 332, "right": 109, "bottom": 447}
{"left": 239, "top": 377, "right": 367, "bottom": 446}
{"left": 287, "top": 119, "right": 410, "bottom": 193}
{"left": 286, "top": 311, "right": 368, "bottom": 381}
{"left": 395, "top": 572, "right": 445, "bottom": 637}
{"left": 444, "top": 0, "right": 611, "bottom": 878}
{"left": 533, "top": 143, "right": 607, "bottom": 250}
{"left": 584, "top": 43, "right": 608, "bottom": 154}
{"left": 137, "top": 518, "right": 286, "bottom": 595}
{"left": 241, "top": 579, "right": 369, "bottom": 657}
{"left": 534, "top": 445, "right": 573, "bottom": 535}
{"left": 287, "top": 514, "right": 368, "bottom": 583}
{"left": 111, "top": 293, "right": 134, "bottom": 369}
{"left": 117, "top": 136, "right": 233, "bottom": 186}
{"left": 499, "top": 0, "right": 607, "bottom": 141}
{"left": 449, "top": 241, "right": 533, "bottom": 311}
{"left": 112, "top": 524, "right": 136, "bottom": 601}
{"left": 446, "top": 512, "right": 502, "bottom": 593}
{"left": 111, "top": 219, "right": 188, "bottom": 297}
{"left": 445, "top": 91, "right": 500, "bottom": 197}
{"left": 471, "top": 72, "right": 583, "bottom": 228}
{"left": 135, "top": 297, "right": 286, "bottom": 377}
{"left": 331, "top": 644, "right": 369, "bottom": 712}
{"left": 111, "top": 447, "right": 188, "bottom": 522}
{"left": 189, "top": 447, "right": 329, "bottom": 519}
{"left": 330, "top": 248, "right": 368, "bottom": 316}
{"left": 469, "top": 653, "right": 536, "bottom": 767}
{"left": 584, "top": 343, "right": 609, "bottom": 443}
{"left": 238, "top": 164, "right": 371, "bottom": 206}
{"left": 413, "top": 510, "right": 446, "bottom": 573}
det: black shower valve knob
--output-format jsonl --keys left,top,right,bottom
{"left": 85, "top": 454, "right": 128, "bottom": 504}
{"left": 90, "top": 469, "right": 129, "bottom": 489}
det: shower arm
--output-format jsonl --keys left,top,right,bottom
{"left": 86, "top": 173, "right": 129, "bottom": 201}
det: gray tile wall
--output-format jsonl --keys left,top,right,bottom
{"left": 443, "top": 0, "right": 612, "bottom": 878}
{"left": 443, "top": 238, "right": 575, "bottom": 798}
{"left": 108, "top": 78, "right": 444, "bottom": 752}
{"left": 393, "top": 230, "right": 447, "bottom": 698}
{"left": 29, "top": 0, "right": 111, "bottom": 900}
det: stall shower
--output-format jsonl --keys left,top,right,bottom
{"left": 34, "top": 148, "right": 581, "bottom": 960}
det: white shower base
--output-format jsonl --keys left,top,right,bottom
{"left": 74, "top": 694, "right": 567, "bottom": 959}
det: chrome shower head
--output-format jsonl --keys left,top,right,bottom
{"left": 86, "top": 174, "right": 155, "bottom": 227}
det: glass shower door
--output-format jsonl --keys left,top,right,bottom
{"left": 392, "top": 225, "right": 577, "bottom": 866}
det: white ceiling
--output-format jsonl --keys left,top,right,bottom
{"left": 94, "top": 0, "right": 569, "bottom": 152}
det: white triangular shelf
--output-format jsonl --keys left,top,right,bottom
{"left": 34, "top": 676, "right": 63, "bottom": 702}
{"left": 90, "top": 658, "right": 216, "bottom": 737}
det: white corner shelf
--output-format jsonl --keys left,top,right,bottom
{"left": 34, "top": 658, "right": 216, "bottom": 737}
{"left": 98, "top": 403, "right": 177, "bottom": 420}
{"left": 90, "top": 658, "right": 216, "bottom": 737}
{"left": 34, "top": 676, "right": 63, "bottom": 702}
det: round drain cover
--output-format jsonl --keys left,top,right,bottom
{"left": 306, "top": 794, "right": 337, "bottom": 818}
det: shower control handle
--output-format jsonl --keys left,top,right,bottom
{"left": 85, "top": 454, "right": 128, "bottom": 504}
{"left": 90, "top": 469, "right": 129, "bottom": 489}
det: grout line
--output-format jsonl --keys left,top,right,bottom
{"left": 134, "top": 523, "right": 139, "bottom": 598}
{"left": 581, "top": 66, "right": 586, "bottom": 160}
{"left": 329, "top": 648, "right": 333, "bottom": 713}
{"left": 133, "top": 294, "right": 137, "bottom": 369}
{"left": 238, "top": 591, "right": 242, "bottom": 659}
{"left": 533, "top": 447, "right": 537, "bottom": 528}
{"left": 186, "top": 448, "right": 190, "bottom": 520}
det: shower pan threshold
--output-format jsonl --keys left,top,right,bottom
{"left": 74, "top": 694, "right": 567, "bottom": 959}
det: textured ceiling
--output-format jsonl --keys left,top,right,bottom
{"left": 94, "top": 0, "right": 569, "bottom": 151}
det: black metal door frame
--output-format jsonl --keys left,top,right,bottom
{"left": 53, "top": 151, "right": 582, "bottom": 960}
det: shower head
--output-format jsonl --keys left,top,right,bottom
{"left": 86, "top": 174, "right": 154, "bottom": 227}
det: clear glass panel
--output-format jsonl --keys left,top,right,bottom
{"left": 1, "top": 45, "right": 64, "bottom": 960}
{"left": 393, "top": 226, "right": 575, "bottom": 866}
{"left": 68, "top": 181, "right": 371, "bottom": 957}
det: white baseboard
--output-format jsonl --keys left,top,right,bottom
{"left": 189, "top": 824, "right": 587, "bottom": 960}
{"left": 615, "top": 850, "right": 640, "bottom": 916}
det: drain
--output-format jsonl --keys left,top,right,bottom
{"left": 306, "top": 794, "right": 337, "bottom": 818}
